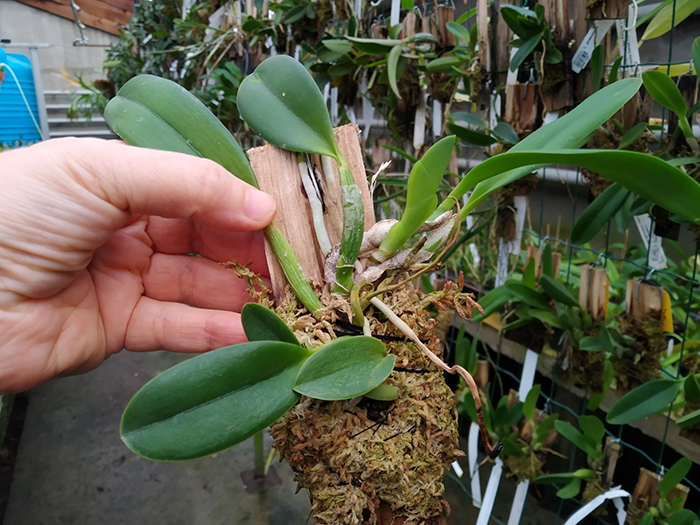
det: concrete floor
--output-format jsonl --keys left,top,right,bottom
{"left": 3, "top": 350, "right": 559, "bottom": 525}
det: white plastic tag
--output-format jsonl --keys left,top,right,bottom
{"left": 390, "top": 0, "right": 400, "bottom": 26}
{"left": 506, "top": 48, "right": 519, "bottom": 85}
{"left": 563, "top": 488, "right": 630, "bottom": 525}
{"left": 519, "top": 349, "right": 539, "bottom": 400}
{"left": 616, "top": 10, "right": 640, "bottom": 75}
{"left": 452, "top": 460, "right": 464, "bottom": 478}
{"left": 612, "top": 496, "right": 627, "bottom": 525}
{"left": 634, "top": 214, "right": 667, "bottom": 270}
{"left": 507, "top": 195, "right": 528, "bottom": 255}
{"left": 432, "top": 99, "right": 442, "bottom": 138}
{"left": 330, "top": 87, "right": 339, "bottom": 126}
{"left": 468, "top": 422, "right": 482, "bottom": 508}
{"left": 496, "top": 239, "right": 509, "bottom": 287}
{"left": 476, "top": 458, "right": 504, "bottom": 525}
{"left": 508, "top": 480, "right": 530, "bottom": 525}
{"left": 571, "top": 20, "right": 614, "bottom": 73}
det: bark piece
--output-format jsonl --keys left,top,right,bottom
{"left": 249, "top": 124, "right": 375, "bottom": 302}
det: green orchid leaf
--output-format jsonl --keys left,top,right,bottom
{"left": 619, "top": 122, "right": 648, "bottom": 150}
{"left": 241, "top": 303, "right": 299, "bottom": 345}
{"left": 642, "top": 70, "right": 689, "bottom": 118}
{"left": 237, "top": 55, "right": 338, "bottom": 158}
{"left": 542, "top": 244, "right": 554, "bottom": 278}
{"left": 293, "top": 336, "right": 395, "bottom": 400}
{"left": 346, "top": 36, "right": 403, "bottom": 54}
{"left": 578, "top": 415, "right": 606, "bottom": 446}
{"left": 121, "top": 341, "right": 312, "bottom": 461}
{"left": 528, "top": 309, "right": 563, "bottom": 329}
{"left": 608, "top": 56, "right": 623, "bottom": 84}
{"left": 502, "top": 435, "right": 527, "bottom": 457}
{"left": 641, "top": 0, "right": 700, "bottom": 42}
{"left": 606, "top": 379, "right": 682, "bottom": 425}
{"left": 579, "top": 336, "right": 606, "bottom": 352}
{"left": 677, "top": 408, "right": 700, "bottom": 427}
{"left": 446, "top": 22, "right": 471, "bottom": 43}
{"left": 572, "top": 468, "right": 596, "bottom": 480}
{"left": 387, "top": 45, "right": 403, "bottom": 98}
{"left": 510, "top": 33, "right": 542, "bottom": 72}
{"left": 452, "top": 111, "right": 487, "bottom": 129}
{"left": 523, "top": 258, "right": 537, "bottom": 288}
{"left": 105, "top": 74, "right": 257, "bottom": 187}
{"left": 322, "top": 39, "right": 353, "bottom": 54}
{"left": 364, "top": 383, "right": 399, "bottom": 401}
{"left": 572, "top": 183, "right": 631, "bottom": 244}
{"left": 426, "top": 56, "right": 464, "bottom": 73}
{"left": 504, "top": 281, "right": 551, "bottom": 310}
{"left": 540, "top": 274, "right": 579, "bottom": 307}
{"left": 465, "top": 149, "right": 700, "bottom": 223}
{"left": 447, "top": 122, "right": 498, "bottom": 146}
{"left": 665, "top": 509, "right": 698, "bottom": 525}
{"left": 473, "top": 286, "right": 511, "bottom": 320}
{"left": 591, "top": 44, "right": 604, "bottom": 94}
{"left": 535, "top": 472, "right": 577, "bottom": 485}
{"left": 684, "top": 374, "right": 700, "bottom": 402}
{"left": 556, "top": 478, "right": 582, "bottom": 499}
{"left": 693, "top": 38, "right": 700, "bottom": 80}
{"left": 523, "top": 384, "right": 541, "bottom": 420}
{"left": 432, "top": 77, "right": 642, "bottom": 219}
{"left": 492, "top": 121, "right": 520, "bottom": 144}
{"left": 555, "top": 420, "right": 598, "bottom": 458}
{"left": 376, "top": 136, "right": 456, "bottom": 259}
{"left": 456, "top": 7, "right": 477, "bottom": 24}
{"left": 660, "top": 457, "right": 692, "bottom": 498}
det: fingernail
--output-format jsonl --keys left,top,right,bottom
{"left": 244, "top": 189, "right": 276, "bottom": 222}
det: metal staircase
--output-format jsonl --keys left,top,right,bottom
{"left": 44, "top": 90, "right": 116, "bottom": 139}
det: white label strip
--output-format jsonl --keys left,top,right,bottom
{"left": 634, "top": 214, "right": 667, "bottom": 269}
{"left": 543, "top": 111, "right": 560, "bottom": 125}
{"left": 476, "top": 458, "right": 504, "bottom": 525}
{"left": 518, "top": 349, "right": 539, "bottom": 400}
{"left": 354, "top": 0, "right": 362, "bottom": 17}
{"left": 496, "top": 238, "right": 509, "bottom": 287}
{"left": 616, "top": 10, "right": 640, "bottom": 75}
{"left": 452, "top": 460, "right": 464, "bottom": 478}
{"left": 468, "top": 422, "right": 482, "bottom": 508}
{"left": 563, "top": 488, "right": 630, "bottom": 525}
{"left": 330, "top": 87, "right": 339, "bottom": 126}
{"left": 571, "top": 20, "right": 614, "bottom": 73}
{"left": 507, "top": 480, "right": 530, "bottom": 525}
{"left": 612, "top": 496, "right": 627, "bottom": 525}
{"left": 667, "top": 338, "right": 675, "bottom": 357}
{"left": 506, "top": 195, "right": 528, "bottom": 255}
{"left": 465, "top": 210, "right": 481, "bottom": 267}
{"left": 489, "top": 92, "right": 501, "bottom": 130}
{"left": 432, "top": 99, "right": 442, "bottom": 138}
{"left": 361, "top": 75, "right": 374, "bottom": 139}
{"left": 506, "top": 48, "right": 519, "bottom": 85}
{"left": 390, "top": 0, "right": 400, "bottom": 26}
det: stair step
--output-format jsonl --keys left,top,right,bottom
{"left": 49, "top": 129, "right": 117, "bottom": 138}
{"left": 48, "top": 116, "right": 106, "bottom": 125}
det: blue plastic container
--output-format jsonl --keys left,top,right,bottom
{"left": 0, "top": 47, "right": 42, "bottom": 146}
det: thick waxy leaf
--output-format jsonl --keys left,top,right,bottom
{"left": 464, "top": 150, "right": 700, "bottom": 223}
{"left": 641, "top": 0, "right": 700, "bottom": 42}
{"left": 535, "top": 472, "right": 577, "bottom": 485}
{"left": 619, "top": 122, "right": 648, "bottom": 150}
{"left": 452, "top": 111, "right": 487, "bottom": 129}
{"left": 433, "top": 78, "right": 642, "bottom": 219}
{"left": 578, "top": 415, "right": 605, "bottom": 445}
{"left": 426, "top": 56, "right": 464, "bottom": 73}
{"left": 587, "top": 359, "right": 614, "bottom": 411}
{"left": 473, "top": 286, "right": 511, "bottom": 320}
{"left": 105, "top": 74, "right": 257, "bottom": 187}
{"left": 606, "top": 379, "right": 682, "bottom": 425}
{"left": 642, "top": 70, "right": 689, "bottom": 117}
{"left": 523, "top": 384, "right": 541, "bottom": 420}
{"left": 660, "top": 457, "right": 692, "bottom": 498}
{"left": 542, "top": 244, "right": 554, "bottom": 278}
{"left": 241, "top": 303, "right": 299, "bottom": 345}
{"left": 387, "top": 45, "right": 403, "bottom": 98}
{"left": 505, "top": 281, "right": 550, "bottom": 310}
{"left": 528, "top": 309, "right": 563, "bottom": 329}
{"left": 510, "top": 33, "right": 542, "bottom": 72}
{"left": 237, "top": 55, "right": 338, "bottom": 158}
{"left": 364, "top": 383, "right": 399, "bottom": 401}
{"left": 684, "top": 374, "right": 700, "bottom": 402}
{"left": 555, "top": 420, "right": 598, "bottom": 458}
{"left": 377, "top": 136, "right": 456, "bottom": 258}
{"left": 322, "top": 39, "right": 353, "bottom": 54}
{"left": 540, "top": 274, "right": 578, "bottom": 307}
{"left": 677, "top": 408, "right": 700, "bottom": 427}
{"left": 447, "top": 122, "right": 497, "bottom": 146}
{"left": 693, "top": 38, "right": 700, "bottom": 80}
{"left": 492, "top": 122, "right": 519, "bottom": 145}
{"left": 591, "top": 44, "right": 604, "bottom": 94}
{"left": 572, "top": 183, "right": 630, "bottom": 244}
{"left": 294, "top": 336, "right": 395, "bottom": 400}
{"left": 557, "top": 478, "right": 582, "bottom": 499}
{"left": 121, "top": 341, "right": 312, "bottom": 461}
{"left": 346, "top": 36, "right": 402, "bottom": 54}
{"left": 446, "top": 22, "right": 471, "bottom": 43}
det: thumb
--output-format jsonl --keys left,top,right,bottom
{"left": 57, "top": 138, "right": 276, "bottom": 231}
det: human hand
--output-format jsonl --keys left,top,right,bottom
{"left": 0, "top": 138, "right": 276, "bottom": 393}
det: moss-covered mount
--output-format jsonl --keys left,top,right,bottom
{"left": 271, "top": 284, "right": 465, "bottom": 525}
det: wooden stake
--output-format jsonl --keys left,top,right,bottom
{"left": 249, "top": 125, "right": 375, "bottom": 302}
{"left": 589, "top": 0, "right": 632, "bottom": 19}
{"left": 603, "top": 437, "right": 621, "bottom": 488}
{"left": 505, "top": 83, "right": 538, "bottom": 132}
{"left": 477, "top": 0, "right": 491, "bottom": 72}
{"left": 579, "top": 266, "right": 608, "bottom": 320}
{"left": 632, "top": 468, "right": 690, "bottom": 508}
{"left": 435, "top": 6, "right": 455, "bottom": 47}
{"left": 476, "top": 360, "right": 489, "bottom": 391}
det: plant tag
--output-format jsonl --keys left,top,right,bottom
{"left": 508, "top": 480, "right": 530, "bottom": 525}
{"left": 468, "top": 422, "right": 482, "bottom": 507}
{"left": 612, "top": 495, "right": 627, "bottom": 525}
{"left": 571, "top": 21, "right": 614, "bottom": 73}
{"left": 563, "top": 487, "right": 629, "bottom": 525}
{"left": 354, "top": 0, "right": 362, "bottom": 17}
{"left": 465, "top": 208, "right": 481, "bottom": 267}
{"left": 182, "top": 0, "right": 196, "bottom": 17}
{"left": 543, "top": 111, "right": 560, "bottom": 125}
{"left": 507, "top": 48, "right": 519, "bottom": 85}
{"left": 346, "top": 106, "right": 357, "bottom": 124}
{"left": 330, "top": 87, "right": 339, "bottom": 126}
{"left": 451, "top": 460, "right": 464, "bottom": 478}
{"left": 361, "top": 75, "right": 374, "bottom": 139}
{"left": 390, "top": 0, "right": 400, "bottom": 26}
{"left": 489, "top": 91, "right": 501, "bottom": 130}
{"left": 518, "top": 349, "right": 539, "bottom": 400}
{"left": 476, "top": 458, "right": 503, "bottom": 525}
{"left": 616, "top": 13, "right": 640, "bottom": 75}
{"left": 507, "top": 195, "right": 528, "bottom": 255}
{"left": 433, "top": 99, "right": 442, "bottom": 138}
{"left": 634, "top": 214, "right": 667, "bottom": 269}
{"left": 496, "top": 239, "right": 509, "bottom": 287}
